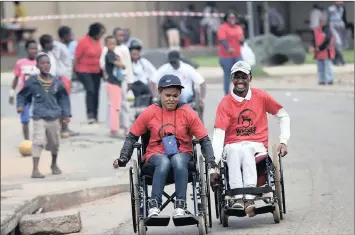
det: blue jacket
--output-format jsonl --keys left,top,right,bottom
{"left": 16, "top": 75, "right": 72, "bottom": 120}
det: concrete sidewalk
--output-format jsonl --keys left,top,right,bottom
{"left": 1, "top": 119, "right": 131, "bottom": 235}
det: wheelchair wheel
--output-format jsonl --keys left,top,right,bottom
{"left": 130, "top": 160, "right": 141, "bottom": 232}
{"left": 138, "top": 218, "right": 146, "bottom": 235}
{"left": 198, "top": 155, "right": 210, "bottom": 231}
{"left": 272, "top": 144, "right": 284, "bottom": 220}
{"left": 273, "top": 203, "right": 281, "bottom": 223}
{"left": 221, "top": 207, "right": 228, "bottom": 227}
{"left": 198, "top": 215, "right": 207, "bottom": 235}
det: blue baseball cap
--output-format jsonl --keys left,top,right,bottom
{"left": 158, "top": 74, "right": 184, "bottom": 89}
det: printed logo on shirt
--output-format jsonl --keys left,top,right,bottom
{"left": 21, "top": 65, "right": 38, "bottom": 79}
{"left": 236, "top": 109, "right": 257, "bottom": 136}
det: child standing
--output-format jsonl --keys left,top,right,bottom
{"left": 9, "top": 40, "right": 39, "bottom": 141}
{"left": 16, "top": 54, "right": 72, "bottom": 178}
{"left": 104, "top": 36, "right": 126, "bottom": 138}
{"left": 311, "top": 14, "right": 335, "bottom": 85}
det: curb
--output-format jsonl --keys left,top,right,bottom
{"left": 0, "top": 182, "right": 130, "bottom": 235}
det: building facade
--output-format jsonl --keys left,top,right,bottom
{"left": 2, "top": 1, "right": 354, "bottom": 48}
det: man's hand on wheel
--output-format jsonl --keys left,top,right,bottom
{"left": 113, "top": 156, "right": 129, "bottom": 169}
{"left": 277, "top": 143, "right": 288, "bottom": 157}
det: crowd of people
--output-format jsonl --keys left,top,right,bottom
{"left": 9, "top": 21, "right": 209, "bottom": 178}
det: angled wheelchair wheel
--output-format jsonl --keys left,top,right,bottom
{"left": 138, "top": 218, "right": 146, "bottom": 235}
{"left": 198, "top": 215, "right": 207, "bottom": 235}
{"left": 130, "top": 160, "right": 141, "bottom": 232}
{"left": 221, "top": 207, "right": 228, "bottom": 227}
{"left": 273, "top": 203, "right": 281, "bottom": 223}
{"left": 272, "top": 145, "right": 284, "bottom": 220}
{"left": 198, "top": 155, "right": 210, "bottom": 231}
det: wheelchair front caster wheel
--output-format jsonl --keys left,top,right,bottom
{"left": 273, "top": 203, "right": 281, "bottom": 224}
{"left": 198, "top": 215, "right": 207, "bottom": 235}
{"left": 221, "top": 209, "right": 228, "bottom": 227}
{"left": 138, "top": 219, "right": 146, "bottom": 235}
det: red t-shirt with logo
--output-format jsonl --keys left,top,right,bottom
{"left": 217, "top": 23, "right": 244, "bottom": 58}
{"left": 214, "top": 88, "right": 283, "bottom": 147}
{"left": 130, "top": 103, "right": 208, "bottom": 162}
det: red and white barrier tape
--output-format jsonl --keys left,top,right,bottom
{"left": 1, "top": 11, "right": 225, "bottom": 23}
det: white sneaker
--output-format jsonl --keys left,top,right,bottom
{"left": 173, "top": 208, "right": 185, "bottom": 217}
{"left": 148, "top": 207, "right": 160, "bottom": 217}
{"left": 232, "top": 198, "right": 244, "bottom": 209}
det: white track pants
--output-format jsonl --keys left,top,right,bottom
{"left": 224, "top": 142, "right": 267, "bottom": 200}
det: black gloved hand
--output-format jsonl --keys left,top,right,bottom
{"left": 113, "top": 156, "right": 129, "bottom": 168}
{"left": 208, "top": 161, "right": 220, "bottom": 192}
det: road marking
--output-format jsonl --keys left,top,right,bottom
{"left": 292, "top": 97, "right": 300, "bottom": 102}
{"left": 285, "top": 92, "right": 292, "bottom": 97}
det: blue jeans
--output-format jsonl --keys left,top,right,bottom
{"left": 148, "top": 152, "right": 191, "bottom": 204}
{"left": 316, "top": 59, "right": 334, "bottom": 83}
{"left": 219, "top": 56, "right": 243, "bottom": 95}
{"left": 20, "top": 103, "right": 31, "bottom": 124}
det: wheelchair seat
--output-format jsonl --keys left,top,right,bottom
{"left": 141, "top": 160, "right": 196, "bottom": 185}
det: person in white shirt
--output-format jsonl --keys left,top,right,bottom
{"left": 151, "top": 51, "right": 206, "bottom": 113}
{"left": 209, "top": 61, "right": 290, "bottom": 217}
{"left": 309, "top": 4, "right": 324, "bottom": 29}
{"left": 38, "top": 34, "right": 71, "bottom": 78}
{"left": 129, "top": 40, "right": 157, "bottom": 107}
{"left": 100, "top": 27, "right": 134, "bottom": 136}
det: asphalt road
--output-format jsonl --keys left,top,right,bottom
{"left": 1, "top": 83, "right": 354, "bottom": 234}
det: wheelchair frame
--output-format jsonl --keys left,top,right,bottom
{"left": 129, "top": 133, "right": 212, "bottom": 235}
{"left": 213, "top": 144, "right": 286, "bottom": 227}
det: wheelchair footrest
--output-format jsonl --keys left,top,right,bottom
{"left": 254, "top": 204, "right": 275, "bottom": 215}
{"left": 144, "top": 215, "right": 171, "bottom": 226}
{"left": 225, "top": 204, "right": 275, "bottom": 217}
{"left": 226, "top": 186, "right": 273, "bottom": 196}
{"left": 225, "top": 208, "right": 246, "bottom": 217}
{"left": 172, "top": 215, "right": 199, "bottom": 226}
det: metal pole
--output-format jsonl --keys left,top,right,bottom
{"left": 263, "top": 1, "right": 270, "bottom": 35}
{"left": 246, "top": 1, "right": 255, "bottom": 39}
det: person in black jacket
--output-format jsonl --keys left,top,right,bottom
{"left": 17, "top": 53, "right": 71, "bottom": 178}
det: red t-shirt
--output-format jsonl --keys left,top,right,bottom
{"left": 130, "top": 104, "right": 208, "bottom": 162}
{"left": 74, "top": 35, "right": 102, "bottom": 73}
{"left": 217, "top": 23, "right": 244, "bottom": 58}
{"left": 214, "top": 88, "right": 283, "bottom": 147}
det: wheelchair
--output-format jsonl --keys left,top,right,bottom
{"left": 213, "top": 144, "right": 286, "bottom": 227}
{"left": 129, "top": 132, "right": 213, "bottom": 235}
{"left": 186, "top": 87, "right": 203, "bottom": 122}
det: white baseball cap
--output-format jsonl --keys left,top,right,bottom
{"left": 230, "top": 61, "right": 252, "bottom": 75}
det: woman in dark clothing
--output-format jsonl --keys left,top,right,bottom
{"left": 73, "top": 23, "right": 106, "bottom": 124}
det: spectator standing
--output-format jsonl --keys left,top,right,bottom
{"left": 100, "top": 27, "right": 134, "bottom": 136}
{"left": 73, "top": 22, "right": 106, "bottom": 124}
{"left": 311, "top": 13, "right": 335, "bottom": 85}
{"left": 201, "top": 2, "right": 220, "bottom": 46}
{"left": 57, "top": 26, "right": 77, "bottom": 61}
{"left": 217, "top": 11, "right": 244, "bottom": 95}
{"left": 13, "top": 1, "right": 26, "bottom": 24}
{"left": 57, "top": 27, "right": 80, "bottom": 137}
{"left": 328, "top": 1, "right": 348, "bottom": 49}
{"left": 309, "top": 4, "right": 324, "bottom": 30}
{"left": 9, "top": 40, "right": 38, "bottom": 142}
{"left": 162, "top": 16, "right": 181, "bottom": 51}
{"left": 268, "top": 7, "right": 284, "bottom": 36}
